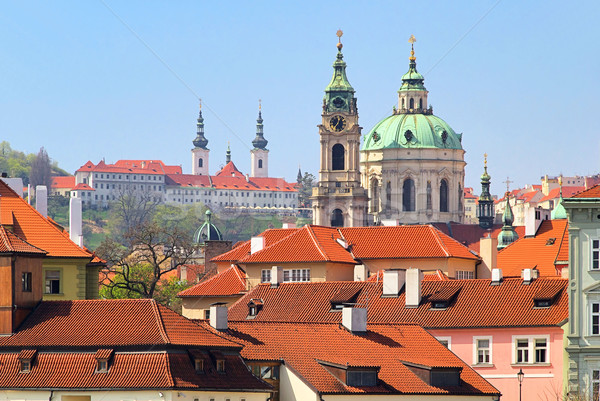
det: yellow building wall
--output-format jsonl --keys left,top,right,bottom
{"left": 243, "top": 262, "right": 354, "bottom": 290}
{"left": 42, "top": 258, "right": 94, "bottom": 301}
{"left": 181, "top": 295, "right": 242, "bottom": 320}
{"left": 362, "top": 257, "right": 477, "bottom": 279}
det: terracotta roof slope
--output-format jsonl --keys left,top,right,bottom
{"left": 211, "top": 227, "right": 298, "bottom": 263}
{"left": 178, "top": 265, "right": 247, "bottom": 297}
{"left": 0, "top": 299, "right": 239, "bottom": 349}
{"left": 569, "top": 184, "right": 600, "bottom": 198}
{"left": 0, "top": 226, "right": 46, "bottom": 255}
{"left": 226, "top": 278, "right": 568, "bottom": 328}
{"left": 51, "top": 176, "right": 75, "bottom": 188}
{"left": 216, "top": 321, "right": 499, "bottom": 396}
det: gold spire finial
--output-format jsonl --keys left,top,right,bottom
{"left": 199, "top": 98, "right": 202, "bottom": 110}
{"left": 258, "top": 98, "right": 262, "bottom": 111}
{"left": 408, "top": 34, "right": 416, "bottom": 61}
{"left": 484, "top": 152, "right": 488, "bottom": 167}
{"left": 336, "top": 29, "right": 343, "bottom": 50}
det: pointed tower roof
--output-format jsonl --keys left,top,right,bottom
{"left": 399, "top": 35, "right": 426, "bottom": 92}
{"left": 226, "top": 144, "right": 231, "bottom": 164}
{"left": 297, "top": 166, "right": 303, "bottom": 182}
{"left": 192, "top": 100, "right": 209, "bottom": 149}
{"left": 498, "top": 192, "right": 519, "bottom": 249}
{"left": 323, "top": 30, "right": 355, "bottom": 113}
{"left": 252, "top": 100, "right": 268, "bottom": 150}
{"left": 552, "top": 176, "right": 568, "bottom": 220}
{"left": 479, "top": 154, "right": 492, "bottom": 202}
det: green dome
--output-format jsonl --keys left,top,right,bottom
{"left": 551, "top": 198, "right": 567, "bottom": 220}
{"left": 193, "top": 210, "right": 223, "bottom": 244}
{"left": 362, "top": 113, "right": 463, "bottom": 151}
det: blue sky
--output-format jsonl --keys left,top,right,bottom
{"left": 0, "top": 1, "right": 598, "bottom": 196}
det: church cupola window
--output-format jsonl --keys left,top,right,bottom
{"left": 371, "top": 179, "right": 379, "bottom": 213}
{"left": 258, "top": 159, "right": 263, "bottom": 168}
{"left": 427, "top": 181, "right": 432, "bottom": 210}
{"left": 409, "top": 98, "right": 414, "bottom": 109}
{"left": 331, "top": 209, "right": 344, "bottom": 227}
{"left": 440, "top": 179, "right": 449, "bottom": 212}
{"left": 332, "top": 144, "right": 345, "bottom": 170}
{"left": 386, "top": 182, "right": 392, "bottom": 209}
{"left": 404, "top": 130, "right": 413, "bottom": 142}
{"left": 419, "top": 98, "right": 423, "bottom": 109}
{"left": 198, "top": 158, "right": 203, "bottom": 168}
{"left": 403, "top": 179, "right": 415, "bottom": 211}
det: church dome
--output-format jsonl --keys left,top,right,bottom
{"left": 362, "top": 113, "right": 463, "bottom": 151}
{"left": 193, "top": 210, "right": 223, "bottom": 244}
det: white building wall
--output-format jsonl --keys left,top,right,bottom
{"left": 251, "top": 149, "right": 269, "bottom": 178}
{"left": 192, "top": 148, "right": 210, "bottom": 175}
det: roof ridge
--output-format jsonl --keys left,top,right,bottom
{"left": 305, "top": 225, "right": 330, "bottom": 261}
{"left": 554, "top": 220, "right": 569, "bottom": 264}
{"left": 163, "top": 348, "right": 175, "bottom": 387}
{"left": 429, "top": 225, "right": 450, "bottom": 258}
{"left": 151, "top": 300, "right": 170, "bottom": 344}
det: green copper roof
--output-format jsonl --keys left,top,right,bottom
{"left": 252, "top": 109, "right": 268, "bottom": 150}
{"left": 192, "top": 106, "right": 209, "bottom": 150}
{"left": 362, "top": 113, "right": 463, "bottom": 151}
{"left": 323, "top": 40, "right": 355, "bottom": 113}
{"left": 497, "top": 196, "right": 519, "bottom": 249}
{"left": 551, "top": 196, "right": 567, "bottom": 220}
{"left": 399, "top": 58, "right": 426, "bottom": 92}
{"left": 193, "top": 210, "right": 223, "bottom": 244}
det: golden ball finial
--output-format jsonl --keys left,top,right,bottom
{"left": 199, "top": 98, "right": 202, "bottom": 110}
{"left": 258, "top": 98, "right": 262, "bottom": 111}
{"left": 408, "top": 34, "right": 416, "bottom": 61}
{"left": 336, "top": 29, "right": 343, "bottom": 50}
{"left": 484, "top": 152, "right": 488, "bottom": 167}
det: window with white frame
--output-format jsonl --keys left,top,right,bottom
{"left": 511, "top": 335, "right": 550, "bottom": 364}
{"left": 435, "top": 336, "right": 452, "bottom": 350}
{"left": 283, "top": 269, "right": 310, "bottom": 282}
{"left": 473, "top": 336, "right": 492, "bottom": 365}
{"left": 456, "top": 270, "right": 474, "bottom": 280}
{"left": 593, "top": 239, "right": 600, "bottom": 270}
{"left": 261, "top": 269, "right": 271, "bottom": 283}
{"left": 592, "top": 302, "right": 600, "bottom": 335}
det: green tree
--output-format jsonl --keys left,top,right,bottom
{"left": 298, "top": 172, "right": 316, "bottom": 208}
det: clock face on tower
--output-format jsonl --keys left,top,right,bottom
{"left": 329, "top": 115, "right": 346, "bottom": 132}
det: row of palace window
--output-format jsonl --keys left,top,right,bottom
{"left": 94, "top": 183, "right": 164, "bottom": 191}
{"left": 92, "top": 173, "right": 163, "bottom": 182}
{"left": 170, "top": 190, "right": 295, "bottom": 199}
{"left": 175, "top": 199, "right": 294, "bottom": 208}
{"left": 469, "top": 336, "right": 549, "bottom": 366}
{"left": 370, "top": 178, "right": 460, "bottom": 213}
{"left": 261, "top": 269, "right": 311, "bottom": 283}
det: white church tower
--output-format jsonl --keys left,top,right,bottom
{"left": 250, "top": 101, "right": 269, "bottom": 178}
{"left": 191, "top": 101, "right": 210, "bottom": 175}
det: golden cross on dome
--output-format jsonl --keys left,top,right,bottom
{"left": 408, "top": 34, "right": 416, "bottom": 60}
{"left": 484, "top": 152, "right": 488, "bottom": 167}
{"left": 259, "top": 99, "right": 262, "bottom": 110}
{"left": 503, "top": 177, "right": 513, "bottom": 193}
{"left": 199, "top": 98, "right": 202, "bottom": 110}
{"left": 337, "top": 29, "right": 343, "bottom": 42}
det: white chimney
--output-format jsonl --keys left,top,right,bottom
{"left": 251, "top": 236, "right": 265, "bottom": 254}
{"left": 522, "top": 268, "right": 532, "bottom": 284}
{"left": 342, "top": 307, "right": 367, "bottom": 333}
{"left": 35, "top": 185, "right": 48, "bottom": 217}
{"left": 405, "top": 268, "right": 422, "bottom": 308}
{"left": 282, "top": 223, "right": 296, "bottom": 229}
{"left": 209, "top": 303, "right": 228, "bottom": 331}
{"left": 69, "top": 197, "right": 83, "bottom": 247}
{"left": 27, "top": 184, "right": 31, "bottom": 204}
{"left": 524, "top": 206, "right": 552, "bottom": 237}
{"left": 180, "top": 265, "right": 188, "bottom": 281}
{"left": 479, "top": 236, "right": 498, "bottom": 279}
{"left": 0, "top": 178, "right": 24, "bottom": 197}
{"left": 383, "top": 269, "right": 406, "bottom": 297}
{"left": 354, "top": 264, "right": 368, "bottom": 282}
{"left": 491, "top": 268, "right": 503, "bottom": 285}
{"left": 270, "top": 266, "right": 283, "bottom": 287}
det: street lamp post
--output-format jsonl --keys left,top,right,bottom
{"left": 517, "top": 368, "right": 524, "bottom": 401}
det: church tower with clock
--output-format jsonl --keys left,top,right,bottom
{"left": 311, "top": 31, "right": 368, "bottom": 227}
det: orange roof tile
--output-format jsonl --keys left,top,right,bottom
{"left": 215, "top": 321, "right": 499, "bottom": 396}
{"left": 0, "top": 180, "right": 92, "bottom": 258}
{"left": 76, "top": 160, "right": 182, "bottom": 175}
{"left": 178, "top": 265, "right": 246, "bottom": 297}
{"left": 51, "top": 176, "right": 75, "bottom": 189}
{"left": 497, "top": 219, "right": 568, "bottom": 276}
{"left": 569, "top": 184, "right": 600, "bottom": 198}
{"left": 0, "top": 226, "right": 46, "bottom": 255}
{"left": 211, "top": 228, "right": 298, "bottom": 263}
{"left": 431, "top": 222, "right": 526, "bottom": 254}
{"left": 226, "top": 278, "right": 567, "bottom": 328}
{"left": 72, "top": 183, "right": 95, "bottom": 191}
{"left": 0, "top": 299, "right": 239, "bottom": 348}
{"left": 539, "top": 186, "right": 585, "bottom": 202}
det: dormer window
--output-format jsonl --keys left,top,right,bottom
{"left": 347, "top": 370, "right": 378, "bottom": 386}
{"left": 216, "top": 359, "right": 226, "bottom": 373}
{"left": 403, "top": 361, "right": 462, "bottom": 387}
{"left": 533, "top": 285, "right": 563, "bottom": 308}
{"left": 20, "top": 360, "right": 31, "bottom": 373}
{"left": 18, "top": 349, "right": 36, "bottom": 373}
{"left": 428, "top": 286, "right": 461, "bottom": 310}
{"left": 329, "top": 287, "right": 361, "bottom": 311}
{"left": 195, "top": 358, "right": 204, "bottom": 372}
{"left": 247, "top": 299, "right": 264, "bottom": 319}
{"left": 318, "top": 360, "right": 379, "bottom": 387}
{"left": 94, "top": 349, "right": 113, "bottom": 373}
{"left": 96, "top": 359, "right": 108, "bottom": 373}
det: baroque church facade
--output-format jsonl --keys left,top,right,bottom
{"left": 313, "top": 34, "right": 466, "bottom": 227}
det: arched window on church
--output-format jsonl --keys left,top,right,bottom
{"left": 409, "top": 98, "right": 414, "bottom": 109}
{"left": 458, "top": 184, "right": 463, "bottom": 212}
{"left": 332, "top": 144, "right": 345, "bottom": 171}
{"left": 402, "top": 179, "right": 415, "bottom": 211}
{"left": 258, "top": 159, "right": 263, "bottom": 168}
{"left": 386, "top": 181, "right": 392, "bottom": 209}
{"left": 426, "top": 181, "right": 432, "bottom": 210}
{"left": 198, "top": 158, "right": 203, "bottom": 168}
{"left": 371, "top": 179, "right": 379, "bottom": 213}
{"left": 440, "top": 179, "right": 449, "bottom": 212}
{"left": 331, "top": 209, "right": 344, "bottom": 227}
{"left": 419, "top": 98, "right": 423, "bottom": 109}
{"left": 401, "top": 98, "right": 405, "bottom": 109}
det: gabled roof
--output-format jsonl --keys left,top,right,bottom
{"left": 213, "top": 321, "right": 499, "bottom": 396}
{"left": 569, "top": 184, "right": 600, "bottom": 199}
{"left": 0, "top": 226, "right": 46, "bottom": 255}
{"left": 71, "top": 183, "right": 95, "bottom": 191}
{"left": 226, "top": 278, "right": 568, "bottom": 328}
{"left": 0, "top": 299, "right": 240, "bottom": 349}
{"left": 431, "top": 222, "right": 526, "bottom": 254}
{"left": 51, "top": 176, "right": 75, "bottom": 189}
{"left": 539, "top": 186, "right": 585, "bottom": 202}
{"left": 215, "top": 161, "right": 245, "bottom": 178}
{"left": 0, "top": 180, "right": 92, "bottom": 258}
{"left": 178, "top": 265, "right": 246, "bottom": 297}
{"left": 76, "top": 160, "right": 182, "bottom": 176}
{"left": 497, "top": 219, "right": 568, "bottom": 276}
{"left": 211, "top": 228, "right": 299, "bottom": 263}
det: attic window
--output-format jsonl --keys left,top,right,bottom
{"left": 94, "top": 349, "right": 113, "bottom": 373}
{"left": 546, "top": 238, "right": 556, "bottom": 246}
{"left": 96, "top": 359, "right": 108, "bottom": 373}
{"left": 403, "top": 361, "right": 462, "bottom": 387}
{"left": 347, "top": 370, "right": 378, "bottom": 386}
{"left": 428, "top": 286, "right": 461, "bottom": 310}
{"left": 247, "top": 299, "right": 264, "bottom": 318}
{"left": 533, "top": 286, "right": 563, "bottom": 308}
{"left": 318, "top": 360, "right": 379, "bottom": 387}
{"left": 216, "top": 359, "right": 226, "bottom": 373}
{"left": 18, "top": 349, "right": 37, "bottom": 373}
{"left": 20, "top": 360, "right": 31, "bottom": 373}
{"left": 195, "top": 358, "right": 204, "bottom": 372}
{"left": 329, "top": 287, "right": 361, "bottom": 311}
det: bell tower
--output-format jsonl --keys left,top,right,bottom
{"left": 311, "top": 31, "right": 367, "bottom": 227}
{"left": 192, "top": 100, "right": 210, "bottom": 175}
{"left": 250, "top": 100, "right": 269, "bottom": 178}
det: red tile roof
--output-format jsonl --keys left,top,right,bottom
{"left": 211, "top": 228, "right": 299, "bottom": 263}
{"left": 539, "top": 186, "right": 585, "bottom": 202}
{"left": 0, "top": 226, "right": 46, "bottom": 255}
{"left": 226, "top": 278, "right": 567, "bottom": 328}
{"left": 72, "top": 183, "right": 95, "bottom": 191}
{"left": 0, "top": 299, "right": 240, "bottom": 348}
{"left": 215, "top": 321, "right": 499, "bottom": 396}
{"left": 76, "top": 160, "right": 182, "bottom": 175}
{"left": 51, "top": 176, "right": 75, "bottom": 189}
{"left": 178, "top": 265, "right": 246, "bottom": 297}
{"left": 432, "top": 222, "right": 526, "bottom": 254}
{"left": 569, "top": 184, "right": 600, "bottom": 199}
{"left": 497, "top": 219, "right": 568, "bottom": 276}
{"left": 0, "top": 180, "right": 92, "bottom": 258}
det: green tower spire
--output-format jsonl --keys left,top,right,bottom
{"left": 225, "top": 143, "right": 231, "bottom": 164}
{"left": 323, "top": 30, "right": 356, "bottom": 113}
{"left": 192, "top": 100, "right": 209, "bottom": 149}
{"left": 497, "top": 192, "right": 519, "bottom": 249}
{"left": 252, "top": 99, "right": 268, "bottom": 150}
{"left": 193, "top": 209, "right": 223, "bottom": 244}
{"left": 552, "top": 175, "right": 568, "bottom": 219}
{"left": 477, "top": 153, "right": 495, "bottom": 229}
{"left": 399, "top": 35, "right": 426, "bottom": 93}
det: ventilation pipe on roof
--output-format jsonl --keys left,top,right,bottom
{"left": 270, "top": 266, "right": 283, "bottom": 288}
{"left": 209, "top": 303, "right": 228, "bottom": 331}
{"left": 69, "top": 197, "right": 83, "bottom": 247}
{"left": 35, "top": 185, "right": 48, "bottom": 217}
{"left": 524, "top": 206, "right": 551, "bottom": 237}
{"left": 382, "top": 269, "right": 406, "bottom": 297}
{"left": 479, "top": 236, "right": 498, "bottom": 279}
{"left": 405, "top": 268, "right": 423, "bottom": 308}
{"left": 250, "top": 236, "right": 265, "bottom": 254}
{"left": 342, "top": 307, "right": 367, "bottom": 334}
{"left": 522, "top": 268, "right": 538, "bottom": 284}
{"left": 354, "top": 265, "right": 368, "bottom": 282}
{"left": 0, "top": 177, "right": 23, "bottom": 198}
{"left": 491, "top": 268, "right": 503, "bottom": 285}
